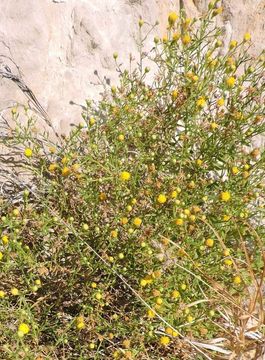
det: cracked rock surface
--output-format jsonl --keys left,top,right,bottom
{"left": 0, "top": 0, "right": 264, "bottom": 133}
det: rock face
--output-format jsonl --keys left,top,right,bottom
{"left": 0, "top": 0, "right": 264, "bottom": 134}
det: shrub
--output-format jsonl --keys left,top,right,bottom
{"left": 0, "top": 3, "right": 265, "bottom": 359}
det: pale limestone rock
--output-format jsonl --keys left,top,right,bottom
{"left": 0, "top": 0, "right": 264, "bottom": 134}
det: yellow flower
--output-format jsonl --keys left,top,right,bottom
{"left": 226, "top": 57, "right": 235, "bottom": 67}
{"left": 160, "top": 336, "right": 170, "bottom": 346}
{"left": 171, "top": 190, "right": 178, "bottom": 198}
{"left": 110, "top": 230, "right": 118, "bottom": 238}
{"left": 89, "top": 117, "right": 96, "bottom": 126}
{"left": 113, "top": 350, "right": 120, "bottom": 358}
{"left": 95, "top": 292, "right": 102, "bottom": 300}
{"left": 161, "top": 238, "right": 170, "bottom": 246}
{"left": 133, "top": 217, "right": 142, "bottom": 227}
{"left": 72, "top": 163, "right": 80, "bottom": 173}
{"left": 91, "top": 282, "right": 97, "bottom": 288}
{"left": 231, "top": 166, "right": 239, "bottom": 175}
{"left": 0, "top": 252, "right": 3, "bottom": 261}
{"left": 17, "top": 323, "right": 30, "bottom": 337}
{"left": 165, "top": 327, "right": 179, "bottom": 337}
{"left": 140, "top": 279, "right": 147, "bottom": 287}
{"left": 192, "top": 205, "right": 201, "bottom": 213}
{"left": 196, "top": 159, "right": 203, "bottom": 166}
{"left": 196, "top": 97, "right": 206, "bottom": 108}
{"left": 120, "top": 171, "right": 131, "bottom": 181}
{"left": 48, "top": 163, "right": 58, "bottom": 172}
{"left": 152, "top": 270, "right": 161, "bottom": 279}
{"left": 229, "top": 40, "right": 238, "bottom": 49}
{"left": 76, "top": 316, "right": 85, "bottom": 330}
{"left": 172, "top": 32, "right": 181, "bottom": 41}
{"left": 172, "top": 330, "right": 179, "bottom": 337}
{"left": 244, "top": 164, "right": 250, "bottom": 170}
{"left": 0, "top": 290, "right": 6, "bottom": 298}
{"left": 226, "top": 76, "right": 236, "bottom": 88}
{"left": 171, "top": 89, "right": 178, "bottom": 99}
{"left": 76, "top": 321, "right": 85, "bottom": 330}
{"left": 11, "top": 288, "right": 19, "bottom": 296}
{"left": 156, "top": 297, "right": 163, "bottom": 305}
{"left": 175, "top": 218, "right": 184, "bottom": 226}
{"left": 61, "top": 167, "right": 71, "bottom": 177}
{"left": 183, "top": 18, "right": 192, "bottom": 28}
{"left": 223, "top": 248, "right": 230, "bottom": 256}
{"left": 205, "top": 238, "right": 214, "bottom": 247}
{"left": 209, "top": 59, "right": 218, "bottom": 68}
{"left": 61, "top": 156, "right": 69, "bottom": 165}
{"left": 188, "top": 180, "right": 195, "bottom": 189}
{"left": 121, "top": 217, "right": 128, "bottom": 225}
{"left": 118, "top": 134, "right": 125, "bottom": 142}
{"left": 224, "top": 259, "right": 233, "bottom": 266}
{"left": 244, "top": 32, "right": 251, "bottom": 42}
{"left": 157, "top": 194, "right": 167, "bottom": 204}
{"left": 187, "top": 315, "right": 194, "bottom": 323}
{"left": 49, "top": 146, "right": 56, "bottom": 154}
{"left": 182, "top": 33, "right": 191, "bottom": 45}
{"left": 168, "top": 12, "right": 178, "bottom": 26}
{"left": 189, "top": 214, "right": 196, "bottom": 222}
{"left": 118, "top": 253, "right": 124, "bottom": 259}
{"left": 165, "top": 327, "right": 173, "bottom": 335}
{"left": 2, "top": 235, "right": 8, "bottom": 245}
{"left": 217, "top": 98, "right": 225, "bottom": 107}
{"left": 186, "top": 71, "right": 193, "bottom": 80}
{"left": 122, "top": 339, "right": 131, "bottom": 349}
{"left": 24, "top": 148, "right": 33, "bottom": 158}
{"left": 108, "top": 332, "right": 114, "bottom": 340}
{"left": 233, "top": 276, "right": 241, "bottom": 284}
{"left": 76, "top": 315, "right": 84, "bottom": 323}
{"left": 220, "top": 191, "right": 231, "bottom": 202}
{"left": 147, "top": 309, "right": 155, "bottom": 318}
{"left": 171, "top": 290, "right": 180, "bottom": 299}
{"left": 223, "top": 214, "right": 231, "bottom": 221}
{"left": 212, "top": 7, "right": 223, "bottom": 16}
{"left": 210, "top": 122, "right": 218, "bottom": 130}
{"left": 144, "top": 275, "right": 153, "bottom": 284}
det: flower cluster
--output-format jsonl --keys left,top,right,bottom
{"left": 0, "top": 3, "right": 264, "bottom": 359}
